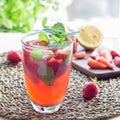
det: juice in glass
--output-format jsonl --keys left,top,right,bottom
{"left": 21, "top": 30, "right": 73, "bottom": 113}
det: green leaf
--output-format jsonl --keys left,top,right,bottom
{"left": 43, "top": 28, "right": 59, "bottom": 37}
{"left": 42, "top": 17, "right": 48, "bottom": 28}
{"left": 30, "top": 48, "right": 43, "bottom": 62}
{"left": 0, "top": 0, "right": 59, "bottom": 33}
{"left": 37, "top": 65, "right": 55, "bottom": 86}
{"left": 38, "top": 31, "right": 49, "bottom": 43}
{"left": 91, "top": 77, "right": 98, "bottom": 83}
{"left": 52, "top": 22, "right": 65, "bottom": 35}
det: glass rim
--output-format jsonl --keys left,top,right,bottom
{"left": 21, "top": 30, "right": 73, "bottom": 49}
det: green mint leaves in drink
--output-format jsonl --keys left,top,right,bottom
{"left": 30, "top": 48, "right": 43, "bottom": 62}
{"left": 38, "top": 17, "right": 79, "bottom": 47}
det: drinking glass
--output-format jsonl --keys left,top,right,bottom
{"left": 21, "top": 30, "right": 73, "bottom": 114}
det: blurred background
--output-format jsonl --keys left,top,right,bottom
{"left": 0, "top": 0, "right": 120, "bottom": 33}
{"left": 44, "top": 0, "right": 120, "bottom": 21}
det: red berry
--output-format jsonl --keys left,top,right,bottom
{"left": 82, "top": 82, "right": 99, "bottom": 99}
{"left": 47, "top": 57, "right": 62, "bottom": 74}
{"left": 73, "top": 51, "right": 86, "bottom": 59}
{"left": 110, "top": 50, "right": 120, "bottom": 58}
{"left": 6, "top": 50, "right": 22, "bottom": 63}
{"left": 114, "top": 56, "right": 120, "bottom": 67}
{"left": 54, "top": 52, "right": 68, "bottom": 59}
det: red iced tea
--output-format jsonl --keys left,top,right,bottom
{"left": 22, "top": 39, "right": 73, "bottom": 108}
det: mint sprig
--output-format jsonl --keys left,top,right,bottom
{"left": 38, "top": 17, "right": 79, "bottom": 45}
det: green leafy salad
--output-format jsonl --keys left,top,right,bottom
{"left": 0, "top": 0, "right": 58, "bottom": 33}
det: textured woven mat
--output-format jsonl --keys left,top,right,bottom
{"left": 0, "top": 52, "right": 120, "bottom": 120}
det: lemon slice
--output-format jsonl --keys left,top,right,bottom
{"left": 77, "top": 26, "right": 103, "bottom": 49}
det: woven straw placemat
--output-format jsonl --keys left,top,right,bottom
{"left": 0, "top": 52, "right": 120, "bottom": 120}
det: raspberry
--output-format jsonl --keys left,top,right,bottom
{"left": 82, "top": 81, "right": 99, "bottom": 99}
{"left": 6, "top": 50, "right": 22, "bottom": 63}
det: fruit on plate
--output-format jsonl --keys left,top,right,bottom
{"left": 71, "top": 35, "right": 78, "bottom": 53}
{"left": 88, "top": 48, "right": 114, "bottom": 69}
{"left": 114, "top": 56, "right": 120, "bottom": 67}
{"left": 87, "top": 57, "right": 107, "bottom": 69}
{"left": 82, "top": 77, "right": 99, "bottom": 99}
{"left": 77, "top": 26, "right": 103, "bottom": 49}
{"left": 96, "top": 56, "right": 114, "bottom": 69}
{"left": 89, "top": 48, "right": 99, "bottom": 59}
{"left": 110, "top": 50, "right": 120, "bottom": 58}
{"left": 99, "top": 49, "right": 112, "bottom": 62}
{"left": 73, "top": 51, "right": 86, "bottom": 59}
{"left": 6, "top": 50, "right": 22, "bottom": 63}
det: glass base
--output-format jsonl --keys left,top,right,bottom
{"left": 31, "top": 101, "right": 61, "bottom": 114}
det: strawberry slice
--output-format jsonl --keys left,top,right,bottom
{"left": 90, "top": 48, "right": 99, "bottom": 59}
{"left": 114, "top": 56, "right": 120, "bottom": 67}
{"left": 110, "top": 50, "right": 120, "bottom": 58}
{"left": 73, "top": 51, "right": 86, "bottom": 59}
{"left": 96, "top": 56, "right": 114, "bottom": 69}
{"left": 72, "top": 35, "right": 78, "bottom": 53}
{"left": 99, "top": 49, "right": 112, "bottom": 62}
{"left": 54, "top": 52, "right": 68, "bottom": 59}
{"left": 87, "top": 57, "right": 107, "bottom": 69}
{"left": 47, "top": 57, "right": 63, "bottom": 74}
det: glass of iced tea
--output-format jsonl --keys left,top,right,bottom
{"left": 21, "top": 21, "right": 74, "bottom": 113}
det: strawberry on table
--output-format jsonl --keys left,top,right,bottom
{"left": 73, "top": 51, "right": 86, "bottom": 59}
{"left": 110, "top": 50, "right": 120, "bottom": 58}
{"left": 87, "top": 57, "right": 107, "bottom": 69}
{"left": 6, "top": 50, "right": 22, "bottom": 63}
{"left": 96, "top": 56, "right": 114, "bottom": 69}
{"left": 114, "top": 56, "right": 120, "bottom": 67}
{"left": 82, "top": 77, "right": 99, "bottom": 100}
{"left": 90, "top": 48, "right": 99, "bottom": 59}
{"left": 99, "top": 49, "right": 112, "bottom": 62}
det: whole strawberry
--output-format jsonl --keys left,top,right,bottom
{"left": 82, "top": 77, "right": 99, "bottom": 100}
{"left": 6, "top": 50, "right": 22, "bottom": 63}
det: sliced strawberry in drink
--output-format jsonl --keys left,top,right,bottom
{"left": 47, "top": 57, "right": 62, "bottom": 74}
{"left": 47, "top": 57, "right": 68, "bottom": 78}
{"left": 54, "top": 52, "right": 68, "bottom": 59}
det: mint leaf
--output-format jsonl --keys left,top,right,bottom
{"left": 37, "top": 65, "right": 55, "bottom": 86}
{"left": 38, "top": 31, "right": 49, "bottom": 43}
{"left": 42, "top": 17, "right": 48, "bottom": 28}
{"left": 40, "top": 18, "right": 79, "bottom": 45}
{"left": 30, "top": 48, "right": 43, "bottom": 62}
{"left": 52, "top": 22, "right": 65, "bottom": 35}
